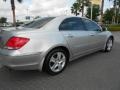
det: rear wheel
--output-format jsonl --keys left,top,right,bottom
{"left": 43, "top": 48, "right": 68, "bottom": 75}
{"left": 104, "top": 37, "right": 113, "bottom": 52}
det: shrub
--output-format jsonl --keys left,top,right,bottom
{"left": 107, "top": 24, "right": 120, "bottom": 31}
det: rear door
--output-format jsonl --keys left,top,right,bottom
{"left": 59, "top": 17, "right": 96, "bottom": 57}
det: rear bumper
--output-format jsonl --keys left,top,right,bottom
{"left": 0, "top": 53, "right": 44, "bottom": 70}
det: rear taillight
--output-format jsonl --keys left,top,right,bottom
{"left": 5, "top": 36, "right": 30, "bottom": 50}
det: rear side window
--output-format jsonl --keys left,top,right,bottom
{"left": 59, "top": 17, "right": 85, "bottom": 31}
{"left": 23, "top": 17, "right": 55, "bottom": 29}
{"left": 82, "top": 18, "right": 101, "bottom": 31}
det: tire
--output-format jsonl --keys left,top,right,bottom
{"left": 43, "top": 48, "right": 68, "bottom": 75}
{"left": 104, "top": 37, "right": 113, "bottom": 52}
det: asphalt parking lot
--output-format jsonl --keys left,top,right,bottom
{"left": 0, "top": 32, "right": 120, "bottom": 90}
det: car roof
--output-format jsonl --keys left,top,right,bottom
{"left": 37, "top": 16, "right": 99, "bottom": 32}
{"left": 40, "top": 16, "right": 85, "bottom": 31}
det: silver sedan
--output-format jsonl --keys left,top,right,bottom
{"left": 0, "top": 16, "right": 114, "bottom": 75}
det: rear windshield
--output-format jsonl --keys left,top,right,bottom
{"left": 23, "top": 17, "right": 55, "bottom": 28}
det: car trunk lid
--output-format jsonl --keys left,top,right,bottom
{"left": 0, "top": 27, "right": 34, "bottom": 49}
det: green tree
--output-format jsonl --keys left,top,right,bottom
{"left": 99, "top": 0, "right": 119, "bottom": 23}
{"left": 0, "top": 17, "right": 7, "bottom": 23}
{"left": 71, "top": 0, "right": 90, "bottom": 16}
{"left": 3, "top": 0, "right": 23, "bottom": 27}
{"left": 109, "top": 0, "right": 120, "bottom": 23}
{"left": 116, "top": 0, "right": 120, "bottom": 23}
{"left": 86, "top": 4, "right": 100, "bottom": 21}
{"left": 116, "top": 8, "right": 120, "bottom": 23}
{"left": 71, "top": 3, "right": 80, "bottom": 16}
{"left": 77, "top": 0, "right": 90, "bottom": 16}
{"left": 0, "top": 17, "right": 7, "bottom": 26}
{"left": 103, "top": 8, "right": 115, "bottom": 24}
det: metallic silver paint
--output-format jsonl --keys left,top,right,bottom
{"left": 0, "top": 16, "right": 114, "bottom": 70}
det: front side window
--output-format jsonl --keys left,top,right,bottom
{"left": 82, "top": 18, "right": 101, "bottom": 31}
{"left": 59, "top": 17, "right": 85, "bottom": 31}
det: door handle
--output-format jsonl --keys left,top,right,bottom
{"left": 65, "top": 34, "right": 74, "bottom": 38}
{"left": 89, "top": 34, "right": 95, "bottom": 36}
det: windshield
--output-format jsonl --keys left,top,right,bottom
{"left": 23, "top": 17, "right": 55, "bottom": 28}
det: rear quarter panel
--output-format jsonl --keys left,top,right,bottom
{"left": 0, "top": 30, "right": 70, "bottom": 57}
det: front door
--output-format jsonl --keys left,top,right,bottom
{"left": 82, "top": 18, "right": 106, "bottom": 50}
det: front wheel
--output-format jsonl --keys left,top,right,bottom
{"left": 104, "top": 37, "right": 114, "bottom": 52}
{"left": 43, "top": 48, "right": 68, "bottom": 75}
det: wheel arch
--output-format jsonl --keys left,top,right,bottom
{"left": 109, "top": 35, "right": 114, "bottom": 41}
{"left": 41, "top": 45, "right": 71, "bottom": 71}
{"left": 103, "top": 35, "right": 114, "bottom": 51}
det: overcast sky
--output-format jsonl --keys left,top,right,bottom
{"left": 0, "top": 0, "right": 113, "bottom": 22}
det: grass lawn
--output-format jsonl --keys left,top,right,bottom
{"left": 107, "top": 24, "right": 120, "bottom": 31}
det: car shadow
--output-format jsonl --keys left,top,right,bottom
{"left": 0, "top": 68, "right": 49, "bottom": 79}
{"left": 67, "top": 41, "right": 119, "bottom": 69}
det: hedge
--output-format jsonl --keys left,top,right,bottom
{"left": 107, "top": 24, "right": 120, "bottom": 31}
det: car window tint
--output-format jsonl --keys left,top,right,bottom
{"left": 59, "top": 17, "right": 85, "bottom": 31}
{"left": 82, "top": 18, "right": 101, "bottom": 31}
{"left": 23, "top": 17, "right": 55, "bottom": 29}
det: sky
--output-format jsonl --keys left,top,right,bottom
{"left": 0, "top": 0, "right": 113, "bottom": 22}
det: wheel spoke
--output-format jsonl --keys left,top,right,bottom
{"left": 61, "top": 56, "right": 66, "bottom": 62}
{"left": 107, "top": 39, "right": 113, "bottom": 51}
{"left": 50, "top": 56, "right": 56, "bottom": 63}
{"left": 51, "top": 63, "right": 58, "bottom": 71}
{"left": 49, "top": 51, "right": 66, "bottom": 73}
{"left": 58, "top": 63, "right": 63, "bottom": 71}
{"left": 57, "top": 52, "right": 62, "bottom": 60}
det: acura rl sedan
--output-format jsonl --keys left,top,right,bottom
{"left": 0, "top": 16, "right": 114, "bottom": 75}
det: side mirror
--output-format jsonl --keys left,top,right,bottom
{"left": 102, "top": 27, "right": 108, "bottom": 31}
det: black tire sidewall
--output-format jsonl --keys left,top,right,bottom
{"left": 105, "top": 38, "right": 113, "bottom": 52}
{"left": 43, "top": 48, "right": 68, "bottom": 75}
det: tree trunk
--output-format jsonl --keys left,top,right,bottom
{"left": 82, "top": 1, "right": 84, "bottom": 17}
{"left": 12, "top": 9, "right": 16, "bottom": 27}
{"left": 117, "top": 7, "right": 120, "bottom": 24}
{"left": 82, "top": 6, "right": 84, "bottom": 17}
{"left": 11, "top": 0, "right": 16, "bottom": 27}
{"left": 114, "top": 0, "right": 117, "bottom": 24}
{"left": 75, "top": 9, "right": 77, "bottom": 16}
{"left": 100, "top": 0, "right": 104, "bottom": 24}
